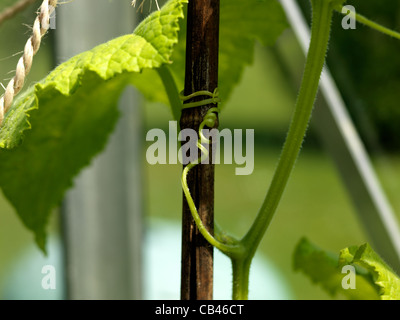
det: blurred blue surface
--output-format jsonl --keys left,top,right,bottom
{"left": 144, "top": 219, "right": 293, "bottom": 300}
{"left": 2, "top": 235, "right": 65, "bottom": 300}
{"left": 2, "top": 219, "right": 293, "bottom": 300}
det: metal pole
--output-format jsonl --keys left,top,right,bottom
{"left": 56, "top": 0, "right": 143, "bottom": 299}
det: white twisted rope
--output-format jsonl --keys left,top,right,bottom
{"left": 0, "top": 0, "right": 58, "bottom": 126}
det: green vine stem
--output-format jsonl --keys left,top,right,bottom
{"left": 233, "top": 0, "right": 344, "bottom": 299}
{"left": 231, "top": 258, "right": 251, "bottom": 300}
{"left": 233, "top": 0, "right": 400, "bottom": 299}
{"left": 243, "top": 0, "right": 339, "bottom": 262}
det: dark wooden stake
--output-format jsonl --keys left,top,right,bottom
{"left": 180, "top": 0, "right": 220, "bottom": 300}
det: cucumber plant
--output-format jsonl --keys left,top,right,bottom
{"left": 0, "top": 0, "right": 400, "bottom": 299}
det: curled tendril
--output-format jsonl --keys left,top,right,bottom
{"left": 179, "top": 89, "right": 244, "bottom": 258}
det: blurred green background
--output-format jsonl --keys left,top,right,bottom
{"left": 1, "top": 0, "right": 400, "bottom": 300}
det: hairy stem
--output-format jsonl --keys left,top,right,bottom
{"left": 231, "top": 258, "right": 251, "bottom": 300}
{"left": 242, "top": 0, "right": 339, "bottom": 261}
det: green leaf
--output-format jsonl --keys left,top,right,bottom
{"left": 338, "top": 243, "right": 400, "bottom": 300}
{"left": 293, "top": 238, "right": 380, "bottom": 300}
{"left": 217, "top": 0, "right": 288, "bottom": 105}
{"left": 137, "top": 0, "right": 289, "bottom": 115}
{"left": 0, "top": 0, "right": 187, "bottom": 251}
